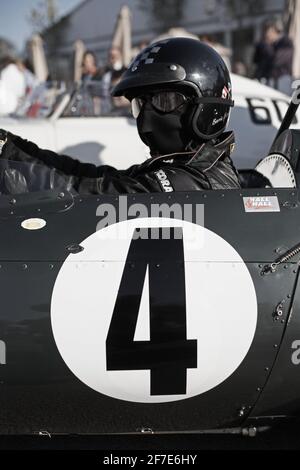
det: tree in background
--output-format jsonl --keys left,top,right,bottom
{"left": 28, "top": 0, "right": 59, "bottom": 33}
{"left": 138, "top": 0, "right": 187, "bottom": 33}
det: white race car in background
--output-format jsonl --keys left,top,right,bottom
{"left": 0, "top": 74, "right": 299, "bottom": 170}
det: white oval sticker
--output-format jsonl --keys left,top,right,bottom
{"left": 51, "top": 218, "right": 257, "bottom": 403}
{"left": 21, "top": 218, "right": 46, "bottom": 230}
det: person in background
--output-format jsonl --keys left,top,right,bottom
{"left": 101, "top": 46, "right": 128, "bottom": 114}
{"left": 265, "top": 18, "right": 294, "bottom": 94}
{"left": 232, "top": 61, "right": 247, "bottom": 77}
{"left": 17, "top": 59, "right": 39, "bottom": 96}
{"left": 253, "top": 29, "right": 274, "bottom": 84}
{"left": 81, "top": 51, "right": 102, "bottom": 82}
{"left": 0, "top": 56, "right": 26, "bottom": 115}
{"left": 254, "top": 18, "right": 294, "bottom": 94}
{"left": 103, "top": 46, "right": 127, "bottom": 82}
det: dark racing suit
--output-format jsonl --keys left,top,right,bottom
{"left": 0, "top": 130, "right": 240, "bottom": 194}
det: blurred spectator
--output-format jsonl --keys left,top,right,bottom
{"left": 17, "top": 59, "right": 39, "bottom": 96}
{"left": 253, "top": 37, "right": 273, "bottom": 83}
{"left": 254, "top": 18, "right": 294, "bottom": 94}
{"left": 101, "top": 46, "right": 127, "bottom": 113}
{"left": 232, "top": 61, "right": 247, "bottom": 76}
{"left": 82, "top": 51, "right": 102, "bottom": 82}
{"left": 102, "top": 46, "right": 127, "bottom": 85}
{"left": 200, "top": 35, "right": 232, "bottom": 71}
{"left": 0, "top": 56, "right": 26, "bottom": 115}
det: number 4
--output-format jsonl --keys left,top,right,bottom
{"left": 106, "top": 227, "right": 197, "bottom": 396}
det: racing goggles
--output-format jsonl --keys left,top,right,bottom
{"left": 131, "top": 91, "right": 234, "bottom": 119}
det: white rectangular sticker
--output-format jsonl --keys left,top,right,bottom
{"left": 243, "top": 196, "right": 280, "bottom": 213}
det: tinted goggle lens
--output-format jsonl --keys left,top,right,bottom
{"left": 131, "top": 92, "right": 187, "bottom": 118}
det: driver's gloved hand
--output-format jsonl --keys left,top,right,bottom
{"left": 0, "top": 130, "right": 78, "bottom": 194}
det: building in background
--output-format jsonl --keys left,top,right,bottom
{"left": 42, "top": 0, "right": 286, "bottom": 80}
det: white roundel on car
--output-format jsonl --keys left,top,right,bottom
{"left": 51, "top": 217, "right": 257, "bottom": 403}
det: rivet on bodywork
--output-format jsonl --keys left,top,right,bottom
{"left": 58, "top": 192, "right": 65, "bottom": 199}
{"left": 169, "top": 64, "right": 177, "bottom": 71}
{"left": 49, "top": 264, "right": 54, "bottom": 270}
{"left": 265, "top": 367, "right": 269, "bottom": 371}
{"left": 9, "top": 198, "right": 16, "bottom": 205}
{"left": 140, "top": 427, "right": 154, "bottom": 434}
{"left": 273, "top": 344, "right": 278, "bottom": 348}
{"left": 38, "top": 431, "right": 51, "bottom": 438}
{"left": 67, "top": 244, "right": 84, "bottom": 254}
{"left": 22, "top": 264, "right": 28, "bottom": 270}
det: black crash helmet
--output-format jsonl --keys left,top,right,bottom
{"left": 112, "top": 37, "right": 234, "bottom": 140}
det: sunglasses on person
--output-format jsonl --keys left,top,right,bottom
{"left": 131, "top": 91, "right": 234, "bottom": 118}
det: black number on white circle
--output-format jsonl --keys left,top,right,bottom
{"left": 106, "top": 227, "right": 197, "bottom": 395}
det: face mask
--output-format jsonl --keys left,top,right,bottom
{"left": 136, "top": 101, "right": 196, "bottom": 156}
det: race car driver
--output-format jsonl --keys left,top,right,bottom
{"left": 0, "top": 38, "right": 241, "bottom": 194}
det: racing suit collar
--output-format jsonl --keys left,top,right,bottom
{"left": 146, "top": 131, "right": 235, "bottom": 168}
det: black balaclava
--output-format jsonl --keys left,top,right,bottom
{"left": 136, "top": 99, "right": 199, "bottom": 156}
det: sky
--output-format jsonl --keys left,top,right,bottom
{"left": 0, "top": 0, "right": 82, "bottom": 52}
